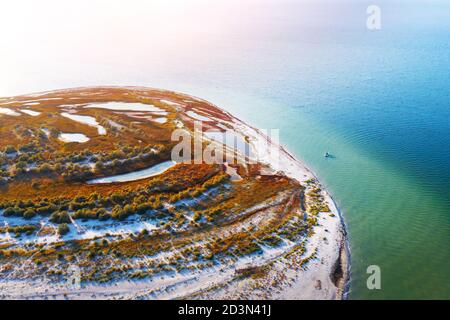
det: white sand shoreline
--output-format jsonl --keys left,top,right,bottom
{"left": 181, "top": 90, "right": 351, "bottom": 299}
{"left": 234, "top": 118, "right": 350, "bottom": 300}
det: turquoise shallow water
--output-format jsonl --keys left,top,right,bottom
{"left": 2, "top": 0, "right": 449, "bottom": 299}
{"left": 149, "top": 2, "right": 450, "bottom": 299}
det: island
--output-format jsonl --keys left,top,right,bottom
{"left": 0, "top": 86, "right": 349, "bottom": 299}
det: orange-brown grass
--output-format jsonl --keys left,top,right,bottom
{"left": 0, "top": 163, "right": 221, "bottom": 202}
{"left": 0, "top": 87, "right": 311, "bottom": 284}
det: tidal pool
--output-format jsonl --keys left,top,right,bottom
{"left": 87, "top": 160, "right": 176, "bottom": 184}
{"left": 61, "top": 112, "right": 106, "bottom": 135}
{"left": 58, "top": 133, "right": 90, "bottom": 143}
{"left": 85, "top": 102, "right": 163, "bottom": 113}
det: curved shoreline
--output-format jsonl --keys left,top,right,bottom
{"left": 252, "top": 128, "right": 350, "bottom": 299}
{"left": 277, "top": 138, "right": 351, "bottom": 299}
{"left": 327, "top": 190, "right": 351, "bottom": 299}
{"left": 185, "top": 91, "right": 351, "bottom": 299}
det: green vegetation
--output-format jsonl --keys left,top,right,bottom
{"left": 0, "top": 164, "right": 228, "bottom": 224}
{"left": 0, "top": 224, "right": 37, "bottom": 236}
{"left": 58, "top": 223, "right": 70, "bottom": 235}
{"left": 0, "top": 142, "right": 171, "bottom": 184}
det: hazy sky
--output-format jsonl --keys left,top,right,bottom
{"left": 0, "top": 0, "right": 447, "bottom": 96}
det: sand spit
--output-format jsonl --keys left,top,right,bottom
{"left": 0, "top": 87, "right": 349, "bottom": 300}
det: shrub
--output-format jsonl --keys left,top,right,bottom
{"left": 49, "top": 128, "right": 60, "bottom": 138}
{"left": 5, "top": 145, "right": 17, "bottom": 154}
{"left": 58, "top": 223, "right": 70, "bottom": 236}
{"left": 72, "top": 208, "right": 98, "bottom": 220}
{"left": 35, "top": 204, "right": 57, "bottom": 216}
{"left": 38, "top": 163, "right": 53, "bottom": 174}
{"left": 111, "top": 204, "right": 134, "bottom": 220}
{"left": 15, "top": 161, "right": 27, "bottom": 170}
{"left": 3, "top": 206, "right": 23, "bottom": 217}
{"left": 94, "top": 161, "right": 105, "bottom": 172}
{"left": 97, "top": 208, "right": 111, "bottom": 221}
{"left": 23, "top": 209, "right": 36, "bottom": 220}
{"left": 193, "top": 212, "right": 202, "bottom": 222}
{"left": 50, "top": 211, "right": 71, "bottom": 224}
